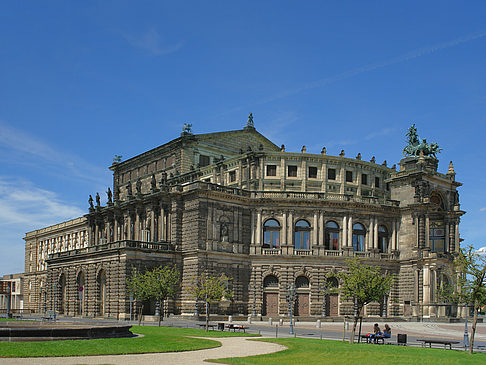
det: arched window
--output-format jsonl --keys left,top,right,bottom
{"left": 295, "top": 220, "right": 311, "bottom": 250}
{"left": 326, "top": 276, "right": 339, "bottom": 288}
{"left": 378, "top": 226, "right": 389, "bottom": 253}
{"left": 77, "top": 271, "right": 86, "bottom": 315}
{"left": 263, "top": 219, "right": 280, "bottom": 248}
{"left": 352, "top": 223, "right": 365, "bottom": 251}
{"left": 296, "top": 276, "right": 309, "bottom": 289}
{"left": 263, "top": 275, "right": 279, "bottom": 288}
{"left": 58, "top": 273, "right": 66, "bottom": 314}
{"left": 325, "top": 221, "right": 339, "bottom": 250}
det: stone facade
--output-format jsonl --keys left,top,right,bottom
{"left": 23, "top": 123, "right": 464, "bottom": 320}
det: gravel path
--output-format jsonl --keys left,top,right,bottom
{"left": 0, "top": 337, "right": 286, "bottom": 365}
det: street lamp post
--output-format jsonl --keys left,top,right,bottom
{"left": 464, "top": 303, "right": 469, "bottom": 348}
{"left": 287, "top": 283, "right": 296, "bottom": 335}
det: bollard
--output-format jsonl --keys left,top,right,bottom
{"left": 316, "top": 319, "right": 321, "bottom": 328}
{"left": 248, "top": 315, "right": 252, "bottom": 324}
{"left": 228, "top": 315, "right": 233, "bottom": 323}
{"left": 269, "top": 317, "right": 273, "bottom": 325}
{"left": 279, "top": 318, "right": 284, "bottom": 326}
{"left": 276, "top": 324, "right": 278, "bottom": 338}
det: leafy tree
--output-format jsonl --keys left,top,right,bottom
{"left": 337, "top": 259, "right": 394, "bottom": 343}
{"left": 126, "top": 267, "right": 151, "bottom": 325}
{"left": 190, "top": 272, "right": 233, "bottom": 331}
{"left": 126, "top": 265, "right": 181, "bottom": 326}
{"left": 438, "top": 245, "right": 486, "bottom": 354}
{"left": 145, "top": 265, "right": 181, "bottom": 326}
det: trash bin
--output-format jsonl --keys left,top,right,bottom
{"left": 218, "top": 322, "right": 225, "bottom": 331}
{"left": 397, "top": 333, "right": 407, "bottom": 345}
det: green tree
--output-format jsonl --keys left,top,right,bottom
{"left": 126, "top": 267, "right": 151, "bottom": 325}
{"left": 337, "top": 259, "right": 394, "bottom": 343}
{"left": 145, "top": 265, "right": 180, "bottom": 326}
{"left": 126, "top": 265, "right": 181, "bottom": 326}
{"left": 439, "top": 245, "right": 486, "bottom": 354}
{"left": 190, "top": 272, "right": 233, "bottom": 331}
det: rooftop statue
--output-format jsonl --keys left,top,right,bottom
{"left": 403, "top": 124, "right": 442, "bottom": 158}
{"left": 247, "top": 112, "right": 254, "bottom": 128}
{"left": 182, "top": 123, "right": 193, "bottom": 134}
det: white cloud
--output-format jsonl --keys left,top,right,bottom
{"left": 0, "top": 177, "right": 85, "bottom": 276}
{"left": 0, "top": 177, "right": 84, "bottom": 228}
{"left": 0, "top": 120, "right": 110, "bottom": 186}
{"left": 480, "top": 207, "right": 486, "bottom": 212}
{"left": 123, "top": 26, "right": 184, "bottom": 55}
{"left": 475, "top": 246, "right": 486, "bottom": 255}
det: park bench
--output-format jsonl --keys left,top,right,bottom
{"left": 198, "top": 323, "right": 216, "bottom": 330}
{"left": 226, "top": 324, "right": 249, "bottom": 333}
{"left": 416, "top": 339, "right": 459, "bottom": 350}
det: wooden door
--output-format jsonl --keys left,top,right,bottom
{"left": 329, "top": 294, "right": 339, "bottom": 316}
{"left": 263, "top": 293, "right": 278, "bottom": 316}
{"left": 296, "top": 293, "right": 309, "bottom": 316}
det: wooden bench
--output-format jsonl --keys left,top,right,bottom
{"left": 360, "top": 334, "right": 391, "bottom": 344}
{"left": 198, "top": 323, "right": 216, "bottom": 330}
{"left": 226, "top": 324, "right": 249, "bottom": 333}
{"left": 417, "top": 339, "right": 459, "bottom": 350}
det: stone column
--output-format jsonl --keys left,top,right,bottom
{"left": 288, "top": 211, "right": 293, "bottom": 247}
{"left": 425, "top": 216, "right": 430, "bottom": 249}
{"left": 319, "top": 211, "right": 324, "bottom": 247}
{"left": 391, "top": 221, "right": 397, "bottom": 251}
{"left": 321, "top": 162, "right": 327, "bottom": 192}
{"left": 302, "top": 159, "right": 307, "bottom": 192}
{"left": 455, "top": 221, "right": 460, "bottom": 253}
{"left": 282, "top": 211, "right": 287, "bottom": 246}
{"left": 250, "top": 210, "right": 255, "bottom": 245}
{"left": 342, "top": 215, "right": 347, "bottom": 248}
{"left": 448, "top": 222, "right": 455, "bottom": 253}
{"left": 259, "top": 158, "right": 264, "bottom": 190}
{"left": 373, "top": 217, "right": 378, "bottom": 249}
{"left": 444, "top": 221, "right": 450, "bottom": 253}
{"left": 347, "top": 216, "right": 353, "bottom": 248}
{"left": 151, "top": 210, "right": 156, "bottom": 242}
{"left": 340, "top": 166, "right": 345, "bottom": 194}
{"left": 368, "top": 219, "right": 373, "bottom": 250}
{"left": 280, "top": 157, "right": 286, "bottom": 190}
{"left": 256, "top": 210, "right": 262, "bottom": 245}
{"left": 238, "top": 160, "right": 243, "bottom": 189}
{"left": 357, "top": 171, "right": 362, "bottom": 196}
{"left": 423, "top": 266, "right": 430, "bottom": 317}
{"left": 313, "top": 212, "right": 318, "bottom": 247}
{"left": 418, "top": 215, "right": 425, "bottom": 249}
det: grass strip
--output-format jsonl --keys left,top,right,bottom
{"left": 209, "top": 337, "right": 486, "bottom": 365}
{"left": 0, "top": 325, "right": 257, "bottom": 358}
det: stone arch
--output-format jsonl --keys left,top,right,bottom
{"left": 430, "top": 190, "right": 446, "bottom": 210}
{"left": 57, "top": 272, "right": 67, "bottom": 314}
{"left": 294, "top": 275, "right": 310, "bottom": 316}
{"left": 76, "top": 269, "right": 86, "bottom": 315}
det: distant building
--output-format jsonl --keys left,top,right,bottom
{"left": 0, "top": 273, "right": 24, "bottom": 313}
{"left": 23, "top": 119, "right": 464, "bottom": 320}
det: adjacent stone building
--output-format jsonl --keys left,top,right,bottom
{"left": 23, "top": 118, "right": 464, "bottom": 320}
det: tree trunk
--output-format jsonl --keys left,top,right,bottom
{"left": 205, "top": 302, "right": 210, "bottom": 332}
{"left": 158, "top": 301, "right": 164, "bottom": 327}
{"left": 138, "top": 304, "right": 143, "bottom": 326}
{"left": 469, "top": 300, "right": 478, "bottom": 354}
{"left": 349, "top": 316, "right": 359, "bottom": 344}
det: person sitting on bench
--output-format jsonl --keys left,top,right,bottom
{"left": 372, "top": 323, "right": 382, "bottom": 343}
{"left": 383, "top": 324, "right": 391, "bottom": 339}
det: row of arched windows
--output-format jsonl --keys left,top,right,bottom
{"left": 263, "top": 219, "right": 390, "bottom": 253}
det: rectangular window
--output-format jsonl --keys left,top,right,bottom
{"left": 346, "top": 171, "right": 353, "bottom": 182}
{"left": 328, "top": 168, "right": 336, "bottom": 180}
{"left": 288, "top": 165, "right": 298, "bottom": 177}
{"left": 266, "top": 165, "right": 277, "bottom": 176}
{"left": 361, "top": 173, "right": 368, "bottom": 185}
{"left": 308, "top": 166, "right": 318, "bottom": 179}
{"left": 386, "top": 182, "right": 390, "bottom": 191}
{"left": 229, "top": 171, "right": 236, "bottom": 182}
{"left": 199, "top": 155, "right": 210, "bottom": 167}
{"left": 375, "top": 177, "right": 380, "bottom": 188}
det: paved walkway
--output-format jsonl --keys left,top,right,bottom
{"left": 0, "top": 336, "right": 286, "bottom": 365}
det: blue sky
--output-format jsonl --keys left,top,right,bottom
{"left": 1, "top": 1, "right": 486, "bottom": 275}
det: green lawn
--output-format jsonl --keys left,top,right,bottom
{"left": 0, "top": 325, "right": 257, "bottom": 358}
{"left": 210, "top": 338, "right": 486, "bottom": 365}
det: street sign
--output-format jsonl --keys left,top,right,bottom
{"left": 78, "top": 286, "right": 84, "bottom": 292}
